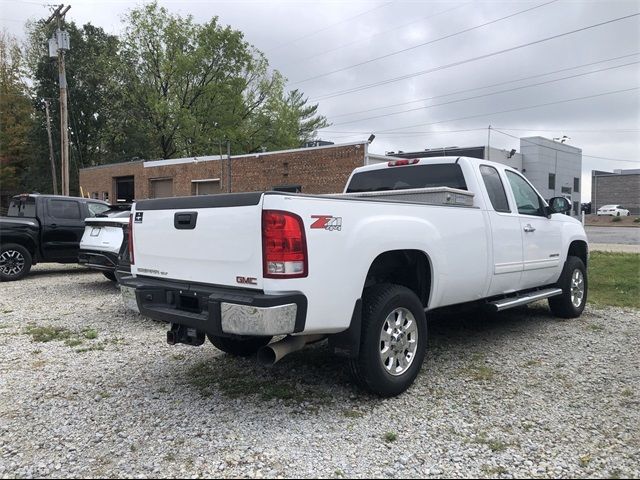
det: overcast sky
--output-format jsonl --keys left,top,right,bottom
{"left": 2, "top": 0, "right": 639, "bottom": 200}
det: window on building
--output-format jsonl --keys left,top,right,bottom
{"left": 102, "top": 192, "right": 109, "bottom": 202}
{"left": 150, "top": 178, "right": 173, "bottom": 198}
{"left": 191, "top": 179, "right": 221, "bottom": 196}
{"left": 48, "top": 199, "right": 81, "bottom": 219}
{"left": 91, "top": 192, "right": 99, "bottom": 199}
{"left": 506, "top": 171, "right": 545, "bottom": 217}
{"left": 479, "top": 165, "right": 510, "bottom": 213}
{"left": 548, "top": 173, "right": 556, "bottom": 190}
{"left": 573, "top": 201, "right": 579, "bottom": 216}
{"left": 115, "top": 176, "right": 135, "bottom": 203}
{"left": 574, "top": 177, "right": 580, "bottom": 193}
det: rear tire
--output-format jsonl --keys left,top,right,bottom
{"left": 0, "top": 244, "right": 32, "bottom": 282}
{"left": 548, "top": 256, "right": 587, "bottom": 318}
{"left": 103, "top": 271, "right": 117, "bottom": 282}
{"left": 207, "top": 334, "right": 272, "bottom": 357}
{"left": 349, "top": 283, "right": 427, "bottom": 397}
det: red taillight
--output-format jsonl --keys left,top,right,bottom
{"left": 388, "top": 159, "right": 419, "bottom": 167}
{"left": 128, "top": 214, "right": 134, "bottom": 265}
{"left": 262, "top": 210, "right": 307, "bottom": 278}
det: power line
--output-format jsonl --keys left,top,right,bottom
{"left": 310, "top": 12, "right": 640, "bottom": 101}
{"left": 321, "top": 127, "right": 640, "bottom": 135}
{"left": 329, "top": 60, "right": 640, "bottom": 126}
{"left": 293, "top": 0, "right": 559, "bottom": 84}
{"left": 284, "top": 2, "right": 470, "bottom": 69}
{"left": 491, "top": 128, "right": 640, "bottom": 164}
{"left": 265, "top": 1, "right": 394, "bottom": 54}
{"left": 494, "top": 127, "right": 640, "bottom": 133}
{"left": 328, "top": 52, "right": 640, "bottom": 120}
{"left": 376, "top": 87, "right": 639, "bottom": 133}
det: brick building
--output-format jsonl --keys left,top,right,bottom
{"left": 592, "top": 169, "right": 640, "bottom": 215}
{"left": 79, "top": 141, "right": 395, "bottom": 202}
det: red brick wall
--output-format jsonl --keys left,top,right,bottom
{"left": 79, "top": 143, "right": 366, "bottom": 200}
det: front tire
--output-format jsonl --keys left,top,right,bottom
{"left": 548, "top": 256, "right": 587, "bottom": 318}
{"left": 207, "top": 334, "right": 272, "bottom": 357}
{"left": 349, "top": 283, "right": 427, "bottom": 397}
{"left": 0, "top": 244, "right": 32, "bottom": 282}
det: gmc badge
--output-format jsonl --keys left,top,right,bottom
{"left": 236, "top": 276, "right": 257, "bottom": 285}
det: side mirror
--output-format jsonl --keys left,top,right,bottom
{"left": 548, "top": 197, "right": 572, "bottom": 215}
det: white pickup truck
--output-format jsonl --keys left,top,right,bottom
{"left": 121, "top": 156, "right": 588, "bottom": 397}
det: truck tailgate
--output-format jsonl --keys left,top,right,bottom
{"left": 131, "top": 193, "right": 264, "bottom": 288}
{"left": 80, "top": 220, "right": 126, "bottom": 253}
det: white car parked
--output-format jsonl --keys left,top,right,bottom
{"left": 596, "top": 204, "right": 630, "bottom": 216}
{"left": 79, "top": 205, "right": 131, "bottom": 281}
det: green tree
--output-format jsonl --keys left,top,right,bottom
{"left": 112, "top": 2, "right": 328, "bottom": 159}
{"left": 0, "top": 30, "right": 39, "bottom": 199}
{"left": 26, "top": 21, "right": 121, "bottom": 194}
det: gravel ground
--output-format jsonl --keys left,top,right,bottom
{"left": 1, "top": 264, "right": 639, "bottom": 479}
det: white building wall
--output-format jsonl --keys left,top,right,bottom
{"left": 485, "top": 147, "right": 523, "bottom": 171}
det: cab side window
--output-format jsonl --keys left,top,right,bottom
{"left": 480, "top": 165, "right": 510, "bottom": 213}
{"left": 505, "top": 171, "right": 545, "bottom": 217}
{"left": 48, "top": 199, "right": 81, "bottom": 219}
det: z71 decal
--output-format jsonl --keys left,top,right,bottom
{"left": 311, "top": 215, "right": 342, "bottom": 231}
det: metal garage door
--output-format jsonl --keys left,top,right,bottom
{"left": 150, "top": 178, "right": 173, "bottom": 198}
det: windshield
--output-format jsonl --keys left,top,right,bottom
{"left": 7, "top": 196, "right": 36, "bottom": 217}
{"left": 346, "top": 163, "right": 467, "bottom": 193}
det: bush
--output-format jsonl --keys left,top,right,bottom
{"left": 634, "top": 217, "right": 640, "bottom": 223}
{"left": 612, "top": 216, "right": 622, "bottom": 222}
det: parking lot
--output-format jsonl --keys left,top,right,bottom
{"left": 1, "top": 265, "right": 639, "bottom": 479}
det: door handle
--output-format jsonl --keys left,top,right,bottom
{"left": 524, "top": 224, "right": 536, "bottom": 233}
{"left": 50, "top": 223, "right": 58, "bottom": 229}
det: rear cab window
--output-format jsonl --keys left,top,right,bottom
{"left": 479, "top": 165, "right": 510, "bottom": 213}
{"left": 7, "top": 196, "right": 36, "bottom": 217}
{"left": 346, "top": 163, "right": 467, "bottom": 193}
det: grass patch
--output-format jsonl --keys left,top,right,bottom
{"left": 75, "top": 343, "right": 106, "bottom": 353}
{"left": 26, "top": 325, "right": 73, "bottom": 343}
{"left": 25, "top": 325, "right": 103, "bottom": 350}
{"left": 472, "top": 432, "right": 511, "bottom": 452}
{"left": 461, "top": 363, "right": 496, "bottom": 382}
{"left": 384, "top": 431, "right": 397, "bottom": 443}
{"left": 186, "top": 360, "right": 330, "bottom": 405}
{"left": 589, "top": 252, "right": 640, "bottom": 309}
{"left": 634, "top": 218, "right": 640, "bottom": 224}
{"left": 481, "top": 465, "right": 508, "bottom": 475}
{"left": 82, "top": 329, "right": 98, "bottom": 340}
{"left": 621, "top": 388, "right": 632, "bottom": 397}
{"left": 611, "top": 216, "right": 622, "bottom": 223}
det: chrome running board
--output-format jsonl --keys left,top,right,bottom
{"left": 488, "top": 288, "right": 563, "bottom": 312}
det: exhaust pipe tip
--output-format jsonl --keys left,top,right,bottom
{"left": 257, "top": 346, "right": 277, "bottom": 367}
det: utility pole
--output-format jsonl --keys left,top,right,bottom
{"left": 45, "top": 4, "right": 71, "bottom": 196}
{"left": 43, "top": 100, "right": 58, "bottom": 195}
{"left": 487, "top": 125, "right": 491, "bottom": 161}
{"left": 227, "top": 140, "right": 232, "bottom": 193}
